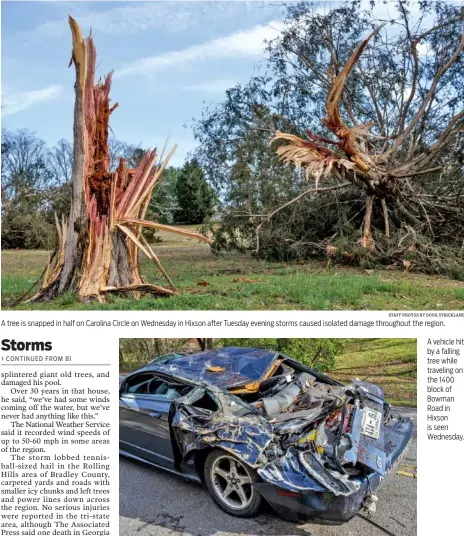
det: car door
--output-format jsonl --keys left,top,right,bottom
{"left": 119, "top": 375, "right": 176, "bottom": 470}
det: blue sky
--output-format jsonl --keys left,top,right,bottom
{"left": 1, "top": 1, "right": 286, "bottom": 166}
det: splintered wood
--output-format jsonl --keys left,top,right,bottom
{"left": 270, "top": 25, "right": 387, "bottom": 251}
{"left": 30, "top": 16, "right": 211, "bottom": 303}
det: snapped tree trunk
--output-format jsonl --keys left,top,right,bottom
{"left": 28, "top": 17, "right": 211, "bottom": 304}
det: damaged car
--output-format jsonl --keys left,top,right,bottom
{"left": 119, "top": 347, "right": 413, "bottom": 523}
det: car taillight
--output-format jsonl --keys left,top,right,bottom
{"left": 277, "top": 490, "right": 301, "bottom": 497}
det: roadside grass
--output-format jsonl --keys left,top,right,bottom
{"left": 2, "top": 227, "right": 463, "bottom": 310}
{"left": 332, "top": 338, "right": 417, "bottom": 407}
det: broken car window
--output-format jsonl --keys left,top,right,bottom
{"left": 122, "top": 373, "right": 191, "bottom": 401}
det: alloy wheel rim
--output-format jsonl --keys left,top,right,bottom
{"left": 211, "top": 455, "right": 253, "bottom": 510}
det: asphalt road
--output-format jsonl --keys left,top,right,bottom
{"left": 120, "top": 408, "right": 416, "bottom": 536}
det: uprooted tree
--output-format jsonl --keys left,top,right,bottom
{"left": 194, "top": 1, "right": 464, "bottom": 277}
{"left": 28, "top": 17, "right": 211, "bottom": 303}
{"left": 269, "top": 15, "right": 463, "bottom": 252}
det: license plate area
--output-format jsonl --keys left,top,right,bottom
{"left": 361, "top": 408, "right": 382, "bottom": 439}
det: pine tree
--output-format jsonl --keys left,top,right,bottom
{"left": 174, "top": 159, "right": 216, "bottom": 224}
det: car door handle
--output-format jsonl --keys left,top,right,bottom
{"left": 150, "top": 412, "right": 161, "bottom": 418}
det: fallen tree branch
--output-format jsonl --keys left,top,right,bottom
{"left": 120, "top": 218, "right": 213, "bottom": 243}
{"left": 390, "top": 166, "right": 444, "bottom": 178}
{"left": 255, "top": 182, "right": 351, "bottom": 252}
{"left": 100, "top": 284, "right": 176, "bottom": 297}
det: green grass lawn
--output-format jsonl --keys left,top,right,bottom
{"left": 332, "top": 338, "right": 417, "bottom": 407}
{"left": 2, "top": 227, "right": 463, "bottom": 310}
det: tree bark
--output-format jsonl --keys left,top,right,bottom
{"left": 381, "top": 198, "right": 390, "bottom": 239}
{"left": 360, "top": 195, "right": 375, "bottom": 250}
{"left": 58, "top": 17, "right": 88, "bottom": 294}
{"left": 108, "top": 231, "right": 132, "bottom": 288}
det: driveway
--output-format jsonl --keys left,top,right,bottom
{"left": 120, "top": 408, "right": 416, "bottom": 536}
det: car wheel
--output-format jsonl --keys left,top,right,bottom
{"left": 204, "top": 449, "right": 262, "bottom": 517}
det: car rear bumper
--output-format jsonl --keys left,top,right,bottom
{"left": 256, "top": 414, "right": 414, "bottom": 524}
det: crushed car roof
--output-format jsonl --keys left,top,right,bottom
{"left": 143, "top": 347, "right": 281, "bottom": 388}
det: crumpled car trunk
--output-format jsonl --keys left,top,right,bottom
{"left": 170, "top": 369, "right": 413, "bottom": 520}
{"left": 257, "top": 379, "right": 394, "bottom": 496}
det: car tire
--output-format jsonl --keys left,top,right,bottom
{"left": 204, "top": 449, "right": 262, "bottom": 517}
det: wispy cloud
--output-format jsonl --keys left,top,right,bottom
{"left": 184, "top": 79, "right": 239, "bottom": 93}
{"left": 2, "top": 85, "right": 63, "bottom": 116}
{"left": 35, "top": 3, "right": 177, "bottom": 37}
{"left": 115, "top": 20, "right": 284, "bottom": 79}
{"left": 33, "top": 1, "right": 277, "bottom": 38}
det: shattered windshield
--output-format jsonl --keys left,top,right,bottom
{"left": 151, "top": 347, "right": 279, "bottom": 388}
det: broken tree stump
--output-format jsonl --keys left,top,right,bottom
{"left": 29, "top": 16, "right": 211, "bottom": 303}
